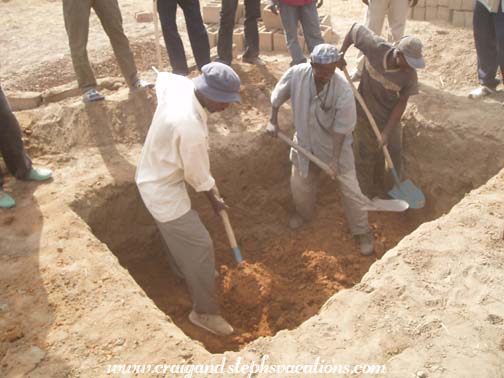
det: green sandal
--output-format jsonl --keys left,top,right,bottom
{"left": 0, "top": 191, "right": 16, "bottom": 209}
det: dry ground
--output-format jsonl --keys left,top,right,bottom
{"left": 1, "top": 0, "right": 504, "bottom": 377}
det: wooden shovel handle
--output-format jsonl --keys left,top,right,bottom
{"left": 342, "top": 68, "right": 396, "bottom": 172}
{"left": 212, "top": 186, "right": 238, "bottom": 249}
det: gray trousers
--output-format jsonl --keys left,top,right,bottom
{"left": 62, "top": 0, "right": 138, "bottom": 90}
{"left": 279, "top": 1, "right": 324, "bottom": 65}
{"left": 291, "top": 143, "right": 370, "bottom": 236}
{"left": 156, "top": 210, "right": 219, "bottom": 314}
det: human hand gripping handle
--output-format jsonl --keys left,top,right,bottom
{"left": 209, "top": 187, "right": 243, "bottom": 263}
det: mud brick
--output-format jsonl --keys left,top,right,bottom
{"left": 437, "top": 6, "right": 452, "bottom": 21}
{"left": 413, "top": 6, "right": 426, "bottom": 20}
{"left": 202, "top": 4, "right": 221, "bottom": 24}
{"left": 262, "top": 8, "right": 282, "bottom": 29}
{"left": 273, "top": 30, "right": 287, "bottom": 51}
{"left": 233, "top": 27, "right": 244, "bottom": 51}
{"left": 426, "top": 0, "right": 438, "bottom": 6}
{"left": 438, "top": 0, "right": 449, "bottom": 5}
{"left": 417, "top": 0, "right": 426, "bottom": 6}
{"left": 259, "top": 26, "right": 273, "bottom": 51}
{"left": 461, "top": 0, "right": 474, "bottom": 10}
{"left": 42, "top": 82, "right": 81, "bottom": 104}
{"left": 6, "top": 91, "right": 42, "bottom": 111}
{"left": 465, "top": 11, "right": 473, "bottom": 27}
{"left": 426, "top": 6, "right": 438, "bottom": 20}
{"left": 135, "top": 11, "right": 153, "bottom": 23}
{"left": 452, "top": 10, "right": 466, "bottom": 26}
{"left": 449, "top": 0, "right": 462, "bottom": 9}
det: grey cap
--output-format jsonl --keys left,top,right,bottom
{"left": 396, "top": 36, "right": 425, "bottom": 70}
{"left": 310, "top": 43, "right": 341, "bottom": 64}
{"left": 192, "top": 62, "right": 241, "bottom": 103}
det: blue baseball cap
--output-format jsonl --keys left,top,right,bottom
{"left": 192, "top": 62, "right": 241, "bottom": 103}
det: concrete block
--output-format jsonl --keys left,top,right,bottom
{"left": 461, "top": 0, "right": 474, "bottom": 10}
{"left": 426, "top": 0, "right": 438, "bottom": 6}
{"left": 417, "top": 0, "right": 426, "bottom": 7}
{"left": 273, "top": 30, "right": 287, "bottom": 51}
{"left": 449, "top": 0, "right": 462, "bottom": 9}
{"left": 426, "top": 6, "right": 438, "bottom": 20}
{"left": 206, "top": 24, "right": 219, "bottom": 48}
{"left": 438, "top": 0, "right": 449, "bottom": 5}
{"left": 407, "top": 6, "right": 413, "bottom": 19}
{"left": 319, "top": 14, "right": 331, "bottom": 26}
{"left": 452, "top": 10, "right": 465, "bottom": 26}
{"left": 465, "top": 11, "right": 473, "bottom": 27}
{"left": 259, "top": 26, "right": 273, "bottom": 51}
{"left": 202, "top": 4, "right": 221, "bottom": 24}
{"left": 320, "top": 25, "right": 332, "bottom": 42}
{"left": 42, "top": 83, "right": 81, "bottom": 104}
{"left": 6, "top": 91, "right": 42, "bottom": 111}
{"left": 413, "top": 6, "right": 426, "bottom": 20}
{"left": 262, "top": 8, "right": 282, "bottom": 29}
{"left": 437, "top": 6, "right": 452, "bottom": 20}
{"left": 235, "top": 2, "right": 244, "bottom": 23}
{"left": 233, "top": 27, "right": 244, "bottom": 51}
{"left": 135, "top": 11, "right": 153, "bottom": 23}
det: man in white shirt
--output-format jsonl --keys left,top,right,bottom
{"left": 268, "top": 44, "right": 375, "bottom": 256}
{"left": 136, "top": 62, "right": 240, "bottom": 336}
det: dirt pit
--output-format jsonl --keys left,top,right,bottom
{"left": 71, "top": 146, "right": 425, "bottom": 353}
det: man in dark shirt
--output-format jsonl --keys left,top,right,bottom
{"left": 340, "top": 23, "right": 425, "bottom": 197}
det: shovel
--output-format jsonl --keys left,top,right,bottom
{"left": 212, "top": 186, "right": 244, "bottom": 264}
{"left": 342, "top": 68, "right": 425, "bottom": 209}
{"left": 268, "top": 124, "right": 409, "bottom": 213}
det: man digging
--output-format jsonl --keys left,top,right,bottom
{"left": 136, "top": 62, "right": 240, "bottom": 335}
{"left": 267, "top": 44, "right": 375, "bottom": 256}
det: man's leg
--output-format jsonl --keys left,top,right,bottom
{"left": 93, "top": 0, "right": 138, "bottom": 86}
{"left": 298, "top": 2, "right": 324, "bottom": 53}
{"left": 179, "top": 0, "right": 211, "bottom": 70}
{"left": 354, "top": 115, "right": 380, "bottom": 197}
{"left": 495, "top": 4, "right": 504, "bottom": 84}
{"left": 388, "top": 0, "right": 408, "bottom": 42}
{"left": 336, "top": 143, "right": 371, "bottom": 236}
{"left": 290, "top": 161, "right": 320, "bottom": 222}
{"left": 473, "top": 1, "right": 501, "bottom": 88}
{"left": 217, "top": 0, "right": 238, "bottom": 65}
{"left": 355, "top": 0, "right": 388, "bottom": 75}
{"left": 0, "top": 85, "right": 32, "bottom": 180}
{"left": 242, "top": 0, "right": 261, "bottom": 60}
{"left": 157, "top": 0, "right": 189, "bottom": 75}
{"left": 62, "top": 0, "right": 96, "bottom": 91}
{"left": 156, "top": 210, "right": 219, "bottom": 314}
{"left": 279, "top": 3, "right": 306, "bottom": 65}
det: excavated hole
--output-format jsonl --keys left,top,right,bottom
{"left": 71, "top": 141, "right": 428, "bottom": 353}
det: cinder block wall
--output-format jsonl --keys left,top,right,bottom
{"left": 409, "top": 0, "right": 475, "bottom": 28}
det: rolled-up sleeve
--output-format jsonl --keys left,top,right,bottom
{"left": 351, "top": 23, "right": 386, "bottom": 57}
{"left": 271, "top": 67, "right": 294, "bottom": 108}
{"left": 180, "top": 139, "right": 215, "bottom": 192}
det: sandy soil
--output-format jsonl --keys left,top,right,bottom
{"left": 1, "top": 0, "right": 504, "bottom": 377}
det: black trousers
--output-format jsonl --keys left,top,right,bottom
{"left": 217, "top": 0, "right": 260, "bottom": 64}
{"left": 157, "top": 0, "right": 211, "bottom": 75}
{"left": 0, "top": 85, "right": 32, "bottom": 189}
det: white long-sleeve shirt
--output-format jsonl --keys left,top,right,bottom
{"left": 136, "top": 73, "right": 215, "bottom": 222}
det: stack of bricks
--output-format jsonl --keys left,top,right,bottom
{"left": 202, "top": 0, "right": 337, "bottom": 53}
{"left": 408, "top": 0, "right": 474, "bottom": 28}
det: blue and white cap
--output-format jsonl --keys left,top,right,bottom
{"left": 310, "top": 44, "right": 341, "bottom": 64}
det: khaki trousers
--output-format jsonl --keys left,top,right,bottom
{"left": 63, "top": 0, "right": 138, "bottom": 90}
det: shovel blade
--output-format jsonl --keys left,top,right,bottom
{"left": 388, "top": 179, "right": 425, "bottom": 209}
